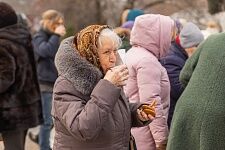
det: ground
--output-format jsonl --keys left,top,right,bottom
{"left": 0, "top": 126, "right": 55, "bottom": 150}
{"left": 0, "top": 134, "right": 39, "bottom": 150}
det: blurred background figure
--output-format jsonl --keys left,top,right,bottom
{"left": 0, "top": 2, "right": 43, "bottom": 150}
{"left": 121, "top": 20, "right": 134, "bottom": 29}
{"left": 118, "top": 8, "right": 144, "bottom": 52}
{"left": 114, "top": 24, "right": 132, "bottom": 53}
{"left": 201, "top": 20, "right": 222, "bottom": 39}
{"left": 179, "top": 22, "right": 204, "bottom": 57}
{"left": 31, "top": 9, "right": 66, "bottom": 150}
{"left": 174, "top": 19, "right": 183, "bottom": 35}
{"left": 17, "top": 13, "right": 33, "bottom": 31}
{"left": 115, "top": 8, "right": 144, "bottom": 60}
{"left": 160, "top": 22, "right": 204, "bottom": 128}
{"left": 171, "top": 19, "right": 185, "bottom": 49}
{"left": 120, "top": 8, "right": 144, "bottom": 25}
{"left": 124, "top": 14, "right": 176, "bottom": 150}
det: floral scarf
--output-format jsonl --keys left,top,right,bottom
{"left": 73, "top": 25, "right": 109, "bottom": 70}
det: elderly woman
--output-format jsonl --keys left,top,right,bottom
{"left": 52, "top": 25, "right": 155, "bottom": 150}
{"left": 124, "top": 14, "right": 176, "bottom": 150}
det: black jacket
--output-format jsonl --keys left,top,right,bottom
{"left": 160, "top": 42, "right": 188, "bottom": 128}
{"left": 32, "top": 28, "right": 60, "bottom": 84}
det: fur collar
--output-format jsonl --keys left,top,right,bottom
{"left": 55, "top": 37, "right": 103, "bottom": 95}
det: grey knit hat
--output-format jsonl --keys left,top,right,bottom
{"left": 179, "top": 22, "right": 204, "bottom": 48}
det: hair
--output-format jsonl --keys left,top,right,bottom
{"left": 40, "top": 9, "right": 64, "bottom": 32}
{"left": 98, "top": 28, "right": 122, "bottom": 50}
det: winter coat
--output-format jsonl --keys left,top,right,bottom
{"left": 167, "top": 33, "right": 225, "bottom": 150}
{"left": 124, "top": 14, "right": 173, "bottom": 150}
{"left": 160, "top": 42, "right": 188, "bottom": 128}
{"left": 51, "top": 37, "right": 148, "bottom": 150}
{"left": 0, "top": 24, "right": 43, "bottom": 132}
{"left": 32, "top": 28, "right": 60, "bottom": 85}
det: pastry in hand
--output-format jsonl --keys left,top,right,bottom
{"left": 140, "top": 100, "right": 156, "bottom": 117}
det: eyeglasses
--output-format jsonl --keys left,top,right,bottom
{"left": 101, "top": 49, "right": 118, "bottom": 56}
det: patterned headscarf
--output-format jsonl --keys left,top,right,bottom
{"left": 73, "top": 25, "right": 109, "bottom": 70}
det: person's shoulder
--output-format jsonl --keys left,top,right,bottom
{"left": 205, "top": 32, "right": 225, "bottom": 42}
{"left": 161, "top": 51, "right": 184, "bottom": 62}
{"left": 125, "top": 47, "right": 153, "bottom": 68}
{"left": 53, "top": 75, "right": 90, "bottom": 101}
{"left": 200, "top": 33, "right": 225, "bottom": 51}
{"left": 33, "top": 29, "right": 47, "bottom": 38}
{"left": 54, "top": 76, "right": 75, "bottom": 92}
{"left": 126, "top": 47, "right": 155, "bottom": 59}
{"left": 161, "top": 51, "right": 184, "bottom": 69}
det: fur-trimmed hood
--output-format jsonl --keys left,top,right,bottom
{"left": 55, "top": 36, "right": 103, "bottom": 95}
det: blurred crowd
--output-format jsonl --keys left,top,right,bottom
{"left": 0, "top": 1, "right": 225, "bottom": 150}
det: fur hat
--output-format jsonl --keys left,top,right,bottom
{"left": 179, "top": 22, "right": 204, "bottom": 48}
{"left": 0, "top": 2, "right": 17, "bottom": 28}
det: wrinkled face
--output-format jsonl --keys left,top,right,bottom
{"left": 98, "top": 37, "right": 118, "bottom": 74}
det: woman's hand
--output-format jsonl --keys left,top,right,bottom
{"left": 137, "top": 101, "right": 156, "bottom": 122}
{"left": 137, "top": 109, "right": 155, "bottom": 122}
{"left": 156, "top": 143, "right": 167, "bottom": 150}
{"left": 55, "top": 25, "right": 66, "bottom": 37}
{"left": 104, "top": 64, "right": 129, "bottom": 87}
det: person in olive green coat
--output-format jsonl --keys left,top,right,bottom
{"left": 167, "top": 32, "right": 225, "bottom": 150}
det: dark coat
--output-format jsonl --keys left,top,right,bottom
{"left": 160, "top": 42, "right": 188, "bottom": 127}
{"left": 52, "top": 37, "right": 147, "bottom": 150}
{"left": 32, "top": 28, "right": 60, "bottom": 84}
{"left": 167, "top": 33, "right": 225, "bottom": 150}
{"left": 0, "top": 24, "right": 43, "bottom": 132}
